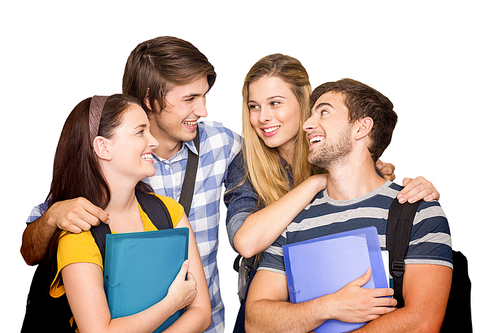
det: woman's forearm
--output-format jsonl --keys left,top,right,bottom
{"left": 233, "top": 174, "right": 327, "bottom": 257}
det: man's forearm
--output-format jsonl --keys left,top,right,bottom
{"left": 246, "top": 298, "right": 325, "bottom": 333}
{"left": 21, "top": 214, "right": 57, "bottom": 265}
{"left": 353, "top": 305, "right": 444, "bottom": 333}
{"left": 353, "top": 306, "right": 414, "bottom": 333}
{"left": 21, "top": 197, "right": 109, "bottom": 265}
{"left": 354, "top": 265, "right": 451, "bottom": 333}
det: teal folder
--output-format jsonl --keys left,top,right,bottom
{"left": 104, "top": 227, "right": 189, "bottom": 333}
{"left": 283, "top": 226, "right": 387, "bottom": 333}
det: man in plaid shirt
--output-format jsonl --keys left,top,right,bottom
{"left": 21, "top": 36, "right": 241, "bottom": 333}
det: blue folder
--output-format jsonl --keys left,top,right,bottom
{"left": 104, "top": 227, "right": 189, "bottom": 333}
{"left": 283, "top": 226, "right": 387, "bottom": 333}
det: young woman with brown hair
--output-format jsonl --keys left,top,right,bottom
{"left": 33, "top": 94, "right": 211, "bottom": 332}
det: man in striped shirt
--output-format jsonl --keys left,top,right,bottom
{"left": 245, "top": 79, "right": 452, "bottom": 333}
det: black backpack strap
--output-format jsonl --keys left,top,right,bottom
{"left": 179, "top": 127, "right": 200, "bottom": 217}
{"left": 136, "top": 190, "right": 173, "bottom": 230}
{"left": 90, "top": 220, "right": 112, "bottom": 261}
{"left": 90, "top": 191, "right": 173, "bottom": 261}
{"left": 386, "top": 198, "right": 423, "bottom": 308}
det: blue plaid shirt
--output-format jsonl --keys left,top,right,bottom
{"left": 27, "top": 121, "right": 242, "bottom": 333}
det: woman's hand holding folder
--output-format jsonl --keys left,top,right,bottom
{"left": 165, "top": 260, "right": 198, "bottom": 311}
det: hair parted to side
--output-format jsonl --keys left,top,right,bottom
{"left": 310, "top": 79, "right": 398, "bottom": 162}
{"left": 122, "top": 36, "right": 216, "bottom": 114}
{"left": 240, "top": 54, "right": 321, "bottom": 207}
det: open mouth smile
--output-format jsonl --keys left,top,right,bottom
{"left": 141, "top": 153, "right": 154, "bottom": 161}
{"left": 308, "top": 134, "right": 324, "bottom": 146}
{"left": 261, "top": 125, "right": 280, "bottom": 137}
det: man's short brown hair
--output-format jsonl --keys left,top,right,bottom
{"left": 122, "top": 36, "right": 216, "bottom": 113}
{"left": 310, "top": 79, "right": 397, "bottom": 162}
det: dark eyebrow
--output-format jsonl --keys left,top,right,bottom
{"left": 183, "top": 87, "right": 210, "bottom": 100}
{"left": 311, "top": 102, "right": 335, "bottom": 116}
{"left": 314, "top": 102, "right": 334, "bottom": 111}
{"left": 183, "top": 93, "right": 203, "bottom": 99}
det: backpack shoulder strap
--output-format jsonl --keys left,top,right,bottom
{"left": 136, "top": 190, "right": 173, "bottom": 230}
{"left": 386, "top": 198, "right": 423, "bottom": 308}
{"left": 90, "top": 191, "right": 173, "bottom": 261}
{"left": 179, "top": 127, "right": 200, "bottom": 217}
{"left": 90, "top": 220, "right": 111, "bottom": 261}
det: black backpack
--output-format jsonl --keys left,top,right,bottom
{"left": 386, "top": 199, "right": 472, "bottom": 332}
{"left": 21, "top": 191, "right": 173, "bottom": 333}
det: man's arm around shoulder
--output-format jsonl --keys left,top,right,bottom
{"left": 21, "top": 197, "right": 109, "bottom": 265}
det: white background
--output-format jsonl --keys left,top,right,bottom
{"left": 2, "top": 1, "right": 498, "bottom": 331}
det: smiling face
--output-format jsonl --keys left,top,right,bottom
{"left": 148, "top": 76, "right": 209, "bottom": 158}
{"left": 104, "top": 103, "right": 159, "bottom": 181}
{"left": 303, "top": 91, "right": 354, "bottom": 169}
{"left": 248, "top": 76, "right": 301, "bottom": 160}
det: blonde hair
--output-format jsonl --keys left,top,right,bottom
{"left": 241, "top": 54, "right": 317, "bottom": 207}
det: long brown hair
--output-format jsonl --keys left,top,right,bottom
{"left": 240, "top": 54, "right": 320, "bottom": 207}
{"left": 44, "top": 94, "right": 151, "bottom": 273}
